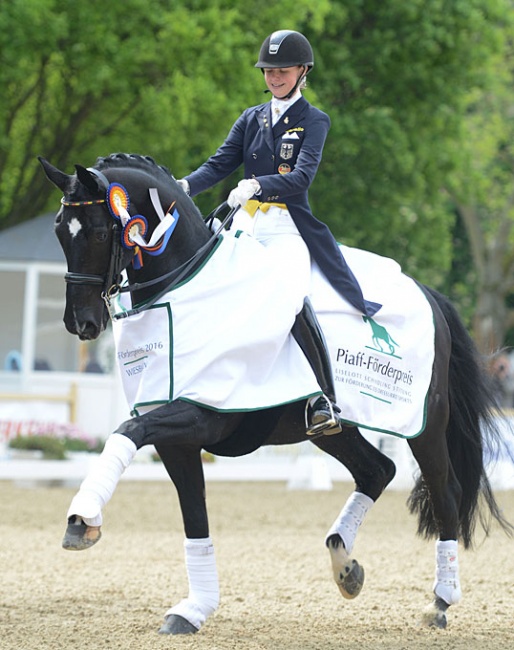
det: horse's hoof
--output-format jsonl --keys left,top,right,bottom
{"left": 328, "top": 536, "right": 365, "bottom": 599}
{"left": 62, "top": 516, "right": 102, "bottom": 551}
{"left": 421, "top": 597, "right": 449, "bottom": 629}
{"left": 335, "top": 558, "right": 365, "bottom": 599}
{"left": 158, "top": 614, "right": 198, "bottom": 635}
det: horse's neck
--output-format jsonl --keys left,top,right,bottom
{"left": 126, "top": 204, "right": 212, "bottom": 306}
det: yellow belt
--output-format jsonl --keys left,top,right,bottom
{"left": 243, "top": 199, "right": 288, "bottom": 217}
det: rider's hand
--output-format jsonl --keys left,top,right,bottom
{"left": 227, "top": 179, "right": 261, "bottom": 208}
{"left": 176, "top": 178, "right": 190, "bottom": 195}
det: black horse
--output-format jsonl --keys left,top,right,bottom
{"left": 39, "top": 153, "right": 511, "bottom": 635}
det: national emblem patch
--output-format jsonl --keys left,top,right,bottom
{"left": 280, "top": 142, "right": 294, "bottom": 160}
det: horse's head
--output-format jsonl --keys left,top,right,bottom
{"left": 39, "top": 153, "right": 206, "bottom": 341}
{"left": 39, "top": 157, "right": 123, "bottom": 339}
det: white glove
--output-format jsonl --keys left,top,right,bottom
{"left": 208, "top": 217, "right": 223, "bottom": 233}
{"left": 176, "top": 178, "right": 190, "bottom": 195}
{"left": 227, "top": 179, "right": 261, "bottom": 208}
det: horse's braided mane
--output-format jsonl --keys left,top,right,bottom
{"left": 92, "top": 152, "right": 206, "bottom": 222}
{"left": 94, "top": 153, "right": 173, "bottom": 182}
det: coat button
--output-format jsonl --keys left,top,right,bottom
{"left": 271, "top": 155, "right": 275, "bottom": 160}
{"left": 252, "top": 153, "right": 257, "bottom": 159}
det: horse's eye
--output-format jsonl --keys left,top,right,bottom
{"left": 95, "top": 231, "right": 108, "bottom": 243}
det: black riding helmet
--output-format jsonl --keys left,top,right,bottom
{"left": 255, "top": 30, "right": 314, "bottom": 100}
{"left": 255, "top": 30, "right": 314, "bottom": 70}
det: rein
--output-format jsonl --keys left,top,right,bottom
{"left": 61, "top": 167, "right": 235, "bottom": 320}
{"left": 112, "top": 201, "right": 234, "bottom": 320}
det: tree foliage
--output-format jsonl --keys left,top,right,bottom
{"left": 444, "top": 7, "right": 514, "bottom": 351}
{"left": 0, "top": 0, "right": 328, "bottom": 227}
{"left": 1, "top": 0, "right": 513, "bottom": 349}
{"left": 308, "top": 0, "right": 509, "bottom": 286}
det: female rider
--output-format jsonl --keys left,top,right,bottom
{"left": 179, "top": 30, "right": 381, "bottom": 436}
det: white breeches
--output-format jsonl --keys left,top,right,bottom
{"left": 230, "top": 205, "right": 311, "bottom": 313}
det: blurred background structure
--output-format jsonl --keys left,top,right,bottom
{"left": 0, "top": 214, "right": 128, "bottom": 447}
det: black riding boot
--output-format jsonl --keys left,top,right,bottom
{"left": 291, "top": 298, "right": 342, "bottom": 436}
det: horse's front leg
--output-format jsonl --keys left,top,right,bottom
{"left": 155, "top": 442, "right": 219, "bottom": 635}
{"left": 62, "top": 400, "right": 237, "bottom": 634}
{"left": 62, "top": 400, "right": 233, "bottom": 549}
{"left": 63, "top": 432, "right": 137, "bottom": 549}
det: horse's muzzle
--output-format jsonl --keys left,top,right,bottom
{"left": 64, "top": 304, "right": 107, "bottom": 341}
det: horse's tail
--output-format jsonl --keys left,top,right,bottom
{"left": 408, "top": 286, "right": 513, "bottom": 548}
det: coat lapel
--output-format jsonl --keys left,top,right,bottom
{"left": 272, "top": 96, "right": 309, "bottom": 138}
{"left": 255, "top": 104, "right": 274, "bottom": 151}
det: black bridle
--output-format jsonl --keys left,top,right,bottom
{"left": 61, "top": 167, "right": 235, "bottom": 320}
{"left": 61, "top": 168, "right": 128, "bottom": 312}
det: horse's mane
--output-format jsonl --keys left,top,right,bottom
{"left": 93, "top": 152, "right": 206, "bottom": 224}
{"left": 94, "top": 153, "right": 173, "bottom": 183}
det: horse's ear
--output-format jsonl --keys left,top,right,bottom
{"left": 38, "top": 156, "right": 73, "bottom": 193}
{"left": 75, "top": 164, "right": 104, "bottom": 195}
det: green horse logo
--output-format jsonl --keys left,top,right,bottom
{"left": 362, "top": 316, "right": 399, "bottom": 355}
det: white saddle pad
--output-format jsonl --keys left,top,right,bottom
{"left": 312, "top": 245, "right": 435, "bottom": 438}
{"left": 112, "top": 234, "right": 435, "bottom": 439}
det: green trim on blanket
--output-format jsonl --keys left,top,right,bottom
{"left": 340, "top": 399, "right": 427, "bottom": 439}
{"left": 177, "top": 393, "right": 321, "bottom": 413}
{"left": 169, "top": 235, "right": 225, "bottom": 292}
{"left": 131, "top": 391, "right": 322, "bottom": 417}
{"left": 128, "top": 301, "right": 174, "bottom": 417}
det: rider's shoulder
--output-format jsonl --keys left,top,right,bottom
{"left": 247, "top": 102, "right": 270, "bottom": 114}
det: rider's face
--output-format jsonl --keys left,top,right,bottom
{"left": 263, "top": 66, "right": 304, "bottom": 99}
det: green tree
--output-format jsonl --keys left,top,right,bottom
{"left": 0, "top": 0, "right": 327, "bottom": 227}
{"left": 445, "top": 11, "right": 514, "bottom": 352}
{"left": 307, "top": 0, "right": 509, "bottom": 288}
{"left": 3, "top": 0, "right": 513, "bottom": 352}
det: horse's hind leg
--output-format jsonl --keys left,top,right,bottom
{"left": 408, "top": 414, "right": 462, "bottom": 628}
{"left": 314, "top": 427, "right": 396, "bottom": 599}
{"left": 324, "top": 491, "right": 371, "bottom": 599}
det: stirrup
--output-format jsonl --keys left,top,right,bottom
{"left": 305, "top": 397, "right": 342, "bottom": 436}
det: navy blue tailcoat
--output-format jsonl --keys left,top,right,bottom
{"left": 185, "top": 96, "right": 380, "bottom": 316}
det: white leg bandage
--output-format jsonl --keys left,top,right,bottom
{"left": 433, "top": 539, "right": 461, "bottom": 605}
{"left": 166, "top": 537, "right": 220, "bottom": 631}
{"left": 67, "top": 433, "right": 137, "bottom": 526}
{"left": 325, "top": 491, "right": 374, "bottom": 553}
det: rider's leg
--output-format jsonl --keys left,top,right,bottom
{"left": 292, "top": 297, "right": 342, "bottom": 436}
{"left": 236, "top": 206, "right": 341, "bottom": 435}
